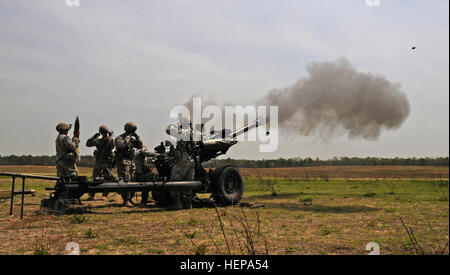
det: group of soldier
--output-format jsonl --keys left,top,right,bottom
{"left": 55, "top": 118, "right": 196, "bottom": 210}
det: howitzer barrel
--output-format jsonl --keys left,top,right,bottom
{"left": 208, "top": 116, "right": 267, "bottom": 140}
{"left": 228, "top": 116, "right": 266, "bottom": 139}
{"left": 64, "top": 181, "right": 203, "bottom": 193}
{"left": 229, "top": 121, "right": 258, "bottom": 139}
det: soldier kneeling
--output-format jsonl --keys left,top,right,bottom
{"left": 134, "top": 147, "right": 159, "bottom": 205}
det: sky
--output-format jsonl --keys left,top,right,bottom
{"left": 0, "top": 0, "right": 448, "bottom": 159}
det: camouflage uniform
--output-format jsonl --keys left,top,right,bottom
{"left": 165, "top": 118, "right": 199, "bottom": 209}
{"left": 115, "top": 122, "right": 143, "bottom": 204}
{"left": 86, "top": 125, "right": 115, "bottom": 199}
{"left": 134, "top": 148, "right": 158, "bottom": 181}
{"left": 55, "top": 123, "right": 80, "bottom": 178}
{"left": 134, "top": 148, "right": 158, "bottom": 204}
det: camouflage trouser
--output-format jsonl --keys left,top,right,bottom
{"left": 117, "top": 159, "right": 135, "bottom": 182}
{"left": 56, "top": 154, "right": 78, "bottom": 177}
{"left": 90, "top": 158, "right": 113, "bottom": 198}
{"left": 169, "top": 157, "right": 195, "bottom": 209}
{"left": 92, "top": 158, "right": 114, "bottom": 179}
{"left": 135, "top": 172, "right": 155, "bottom": 204}
{"left": 117, "top": 159, "right": 136, "bottom": 202}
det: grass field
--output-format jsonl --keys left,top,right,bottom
{"left": 0, "top": 165, "right": 448, "bottom": 255}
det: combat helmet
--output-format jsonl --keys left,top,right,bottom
{"left": 99, "top": 124, "right": 110, "bottom": 133}
{"left": 124, "top": 122, "right": 137, "bottom": 133}
{"left": 56, "top": 122, "right": 71, "bottom": 132}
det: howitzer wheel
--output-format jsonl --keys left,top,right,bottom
{"left": 211, "top": 165, "right": 244, "bottom": 205}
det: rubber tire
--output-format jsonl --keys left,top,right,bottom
{"left": 211, "top": 165, "right": 244, "bottom": 205}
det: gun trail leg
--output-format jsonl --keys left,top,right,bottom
{"left": 20, "top": 177, "right": 25, "bottom": 219}
{"left": 9, "top": 176, "right": 15, "bottom": 215}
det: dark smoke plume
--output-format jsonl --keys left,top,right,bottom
{"left": 260, "top": 59, "right": 410, "bottom": 140}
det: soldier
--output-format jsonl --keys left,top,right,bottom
{"left": 115, "top": 122, "right": 143, "bottom": 206}
{"left": 134, "top": 147, "right": 158, "bottom": 181}
{"left": 165, "top": 117, "right": 200, "bottom": 210}
{"left": 134, "top": 147, "right": 159, "bottom": 204}
{"left": 55, "top": 122, "right": 80, "bottom": 178}
{"left": 85, "top": 124, "right": 115, "bottom": 201}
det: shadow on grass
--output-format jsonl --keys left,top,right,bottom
{"left": 261, "top": 202, "right": 381, "bottom": 213}
{"left": 245, "top": 192, "right": 332, "bottom": 200}
{"left": 70, "top": 203, "right": 171, "bottom": 215}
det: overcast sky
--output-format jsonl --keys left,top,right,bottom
{"left": 0, "top": 0, "right": 448, "bottom": 159}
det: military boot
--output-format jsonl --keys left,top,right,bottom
{"left": 141, "top": 192, "right": 149, "bottom": 205}
{"left": 121, "top": 193, "right": 133, "bottom": 207}
{"left": 122, "top": 200, "right": 133, "bottom": 207}
{"left": 87, "top": 193, "right": 95, "bottom": 201}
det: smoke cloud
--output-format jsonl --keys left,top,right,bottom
{"left": 260, "top": 59, "right": 410, "bottom": 140}
{"left": 180, "top": 59, "right": 410, "bottom": 141}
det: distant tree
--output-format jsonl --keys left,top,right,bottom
{"left": 0, "top": 155, "right": 448, "bottom": 168}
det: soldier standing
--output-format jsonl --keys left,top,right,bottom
{"left": 85, "top": 125, "right": 115, "bottom": 200}
{"left": 55, "top": 122, "right": 80, "bottom": 178}
{"left": 165, "top": 117, "right": 200, "bottom": 210}
{"left": 115, "top": 122, "right": 143, "bottom": 206}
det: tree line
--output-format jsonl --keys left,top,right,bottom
{"left": 206, "top": 157, "right": 449, "bottom": 168}
{"left": 0, "top": 155, "right": 96, "bottom": 167}
{"left": 0, "top": 155, "right": 448, "bottom": 167}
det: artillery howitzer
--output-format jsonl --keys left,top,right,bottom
{"left": 151, "top": 117, "right": 266, "bottom": 207}
{"left": 1, "top": 117, "right": 266, "bottom": 215}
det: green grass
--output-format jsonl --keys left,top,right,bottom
{"left": 69, "top": 214, "right": 88, "bottom": 224}
{"left": 85, "top": 228, "right": 97, "bottom": 239}
{"left": 114, "top": 236, "right": 139, "bottom": 246}
{"left": 299, "top": 196, "right": 314, "bottom": 202}
{"left": 32, "top": 241, "right": 51, "bottom": 255}
{"left": 0, "top": 167, "right": 448, "bottom": 255}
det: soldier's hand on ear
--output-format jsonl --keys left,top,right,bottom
{"left": 94, "top": 133, "right": 101, "bottom": 138}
